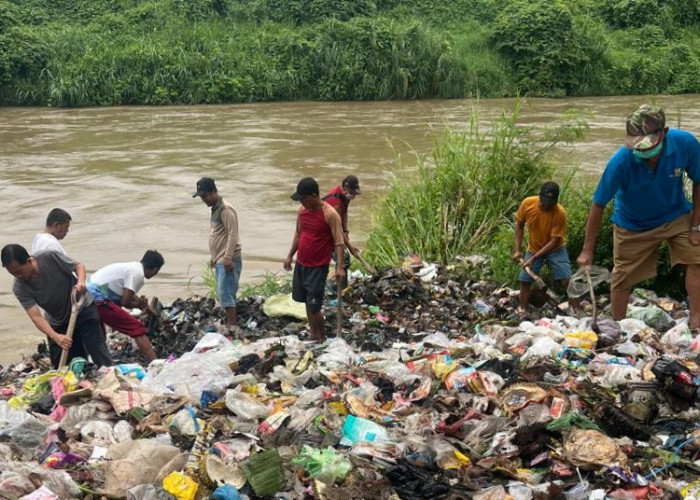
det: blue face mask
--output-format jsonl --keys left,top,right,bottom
{"left": 633, "top": 142, "right": 663, "bottom": 160}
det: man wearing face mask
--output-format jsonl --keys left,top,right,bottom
{"left": 323, "top": 176, "right": 362, "bottom": 287}
{"left": 577, "top": 104, "right": 700, "bottom": 329}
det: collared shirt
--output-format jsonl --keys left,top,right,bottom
{"left": 209, "top": 198, "right": 241, "bottom": 264}
{"left": 594, "top": 129, "right": 700, "bottom": 231}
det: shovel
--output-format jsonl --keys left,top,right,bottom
{"left": 520, "top": 259, "right": 559, "bottom": 307}
{"left": 58, "top": 289, "right": 87, "bottom": 370}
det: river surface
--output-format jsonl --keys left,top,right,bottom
{"left": 3, "top": 95, "right": 700, "bottom": 364}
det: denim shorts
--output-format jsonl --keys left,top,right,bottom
{"left": 215, "top": 256, "right": 242, "bottom": 308}
{"left": 518, "top": 247, "right": 572, "bottom": 283}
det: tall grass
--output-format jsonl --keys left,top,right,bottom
{"left": 363, "top": 103, "right": 588, "bottom": 267}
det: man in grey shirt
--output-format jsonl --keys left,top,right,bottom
{"left": 1, "top": 244, "right": 112, "bottom": 368}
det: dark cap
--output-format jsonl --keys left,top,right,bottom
{"left": 342, "top": 175, "right": 361, "bottom": 195}
{"left": 624, "top": 104, "right": 666, "bottom": 150}
{"left": 539, "top": 181, "right": 559, "bottom": 203}
{"left": 192, "top": 177, "right": 217, "bottom": 198}
{"left": 291, "top": 177, "right": 319, "bottom": 201}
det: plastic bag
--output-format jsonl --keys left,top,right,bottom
{"left": 563, "top": 429, "right": 627, "bottom": 469}
{"left": 80, "top": 420, "right": 115, "bottom": 444}
{"left": 0, "top": 401, "right": 48, "bottom": 458}
{"left": 224, "top": 388, "right": 270, "bottom": 420}
{"left": 140, "top": 346, "right": 238, "bottom": 403}
{"left": 522, "top": 337, "right": 561, "bottom": 362}
{"left": 291, "top": 446, "right": 352, "bottom": 484}
{"left": 102, "top": 439, "right": 181, "bottom": 497}
{"left": 162, "top": 471, "right": 198, "bottom": 500}
{"left": 0, "top": 462, "right": 81, "bottom": 499}
{"left": 567, "top": 266, "right": 611, "bottom": 298}
{"left": 627, "top": 305, "right": 673, "bottom": 331}
{"left": 340, "top": 414, "right": 389, "bottom": 445}
{"left": 262, "top": 293, "right": 307, "bottom": 320}
{"left": 661, "top": 322, "right": 693, "bottom": 349}
{"left": 564, "top": 331, "right": 598, "bottom": 350}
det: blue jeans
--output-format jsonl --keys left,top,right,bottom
{"left": 518, "top": 247, "right": 572, "bottom": 283}
{"left": 215, "top": 256, "right": 242, "bottom": 308}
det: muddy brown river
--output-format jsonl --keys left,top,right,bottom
{"left": 3, "top": 95, "right": 700, "bottom": 364}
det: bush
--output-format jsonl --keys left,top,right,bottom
{"left": 363, "top": 102, "right": 588, "bottom": 267}
{"left": 491, "top": 0, "right": 606, "bottom": 96}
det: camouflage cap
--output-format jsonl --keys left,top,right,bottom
{"left": 624, "top": 104, "right": 666, "bottom": 150}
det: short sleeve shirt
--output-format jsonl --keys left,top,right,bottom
{"left": 31, "top": 233, "right": 66, "bottom": 256}
{"left": 593, "top": 129, "right": 700, "bottom": 231}
{"left": 87, "top": 262, "right": 145, "bottom": 306}
{"left": 515, "top": 196, "right": 567, "bottom": 254}
{"left": 13, "top": 252, "right": 92, "bottom": 327}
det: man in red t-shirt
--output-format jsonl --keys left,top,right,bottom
{"left": 284, "top": 177, "right": 345, "bottom": 342}
{"left": 323, "top": 175, "right": 361, "bottom": 286}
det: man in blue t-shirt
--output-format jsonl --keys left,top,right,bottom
{"left": 577, "top": 104, "right": 700, "bottom": 329}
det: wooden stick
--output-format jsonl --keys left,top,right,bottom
{"left": 336, "top": 277, "right": 343, "bottom": 339}
{"left": 58, "top": 290, "right": 86, "bottom": 370}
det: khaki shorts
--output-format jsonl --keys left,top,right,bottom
{"left": 612, "top": 212, "right": 700, "bottom": 290}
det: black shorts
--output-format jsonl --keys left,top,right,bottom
{"left": 292, "top": 264, "right": 328, "bottom": 313}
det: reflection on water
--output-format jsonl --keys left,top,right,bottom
{"left": 2, "top": 95, "right": 700, "bottom": 363}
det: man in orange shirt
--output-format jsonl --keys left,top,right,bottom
{"left": 512, "top": 182, "right": 573, "bottom": 310}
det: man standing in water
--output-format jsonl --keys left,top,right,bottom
{"left": 193, "top": 177, "right": 243, "bottom": 336}
{"left": 513, "top": 182, "right": 574, "bottom": 310}
{"left": 577, "top": 104, "right": 700, "bottom": 329}
{"left": 87, "top": 250, "right": 164, "bottom": 362}
{"left": 32, "top": 208, "right": 72, "bottom": 255}
{"left": 323, "top": 175, "right": 361, "bottom": 287}
{"left": 284, "top": 177, "right": 345, "bottom": 343}
{"left": 1, "top": 244, "right": 112, "bottom": 368}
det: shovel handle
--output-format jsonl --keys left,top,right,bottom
{"left": 336, "top": 276, "right": 343, "bottom": 339}
{"left": 58, "top": 289, "right": 87, "bottom": 370}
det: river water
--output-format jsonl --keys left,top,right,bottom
{"left": 3, "top": 95, "right": 700, "bottom": 364}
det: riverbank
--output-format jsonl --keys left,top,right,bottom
{"left": 3, "top": 0, "right": 700, "bottom": 105}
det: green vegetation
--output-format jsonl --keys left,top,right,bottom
{"left": 363, "top": 104, "right": 587, "bottom": 266}
{"left": 364, "top": 104, "right": 685, "bottom": 299}
{"left": 239, "top": 272, "right": 292, "bottom": 299}
{"left": 3, "top": 0, "right": 700, "bottom": 105}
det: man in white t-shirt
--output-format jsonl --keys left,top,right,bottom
{"left": 32, "top": 208, "right": 72, "bottom": 256}
{"left": 87, "top": 250, "right": 164, "bottom": 362}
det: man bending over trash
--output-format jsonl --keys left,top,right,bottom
{"left": 2, "top": 244, "right": 113, "bottom": 368}
{"left": 87, "top": 250, "right": 164, "bottom": 362}
{"left": 324, "top": 175, "right": 361, "bottom": 287}
{"left": 577, "top": 104, "right": 700, "bottom": 330}
{"left": 284, "top": 177, "right": 345, "bottom": 343}
{"left": 513, "top": 182, "right": 574, "bottom": 311}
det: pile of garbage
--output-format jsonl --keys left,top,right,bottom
{"left": 3, "top": 263, "right": 700, "bottom": 499}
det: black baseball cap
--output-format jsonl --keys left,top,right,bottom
{"left": 342, "top": 175, "right": 361, "bottom": 194}
{"left": 539, "top": 181, "right": 559, "bottom": 203}
{"left": 291, "top": 177, "right": 319, "bottom": 201}
{"left": 192, "top": 177, "right": 217, "bottom": 198}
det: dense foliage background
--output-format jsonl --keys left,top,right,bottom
{"left": 3, "top": 0, "right": 700, "bottom": 106}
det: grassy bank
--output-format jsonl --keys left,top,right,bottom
{"left": 3, "top": 0, "right": 700, "bottom": 105}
